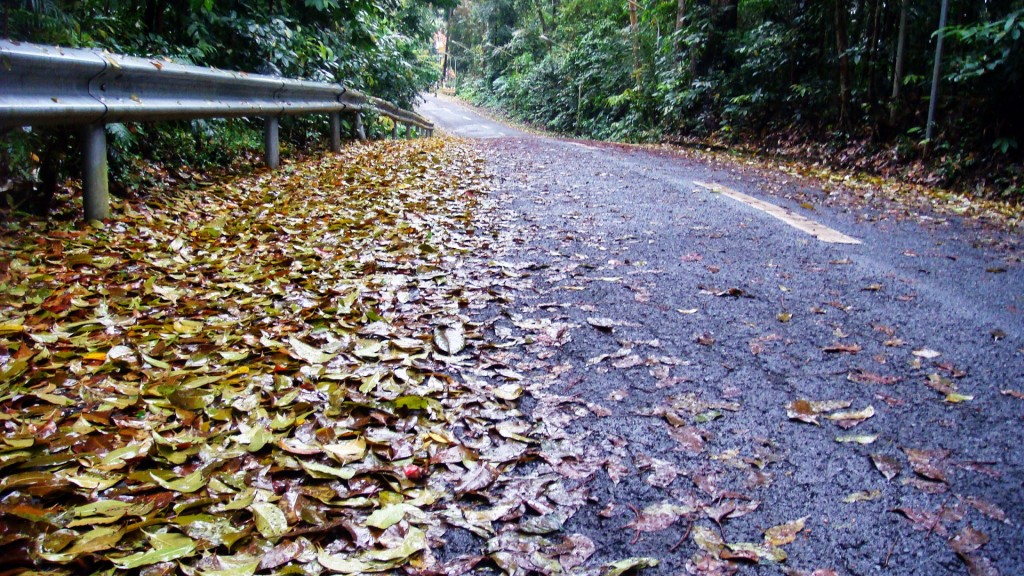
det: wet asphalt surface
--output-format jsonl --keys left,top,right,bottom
{"left": 416, "top": 95, "right": 1024, "bottom": 575}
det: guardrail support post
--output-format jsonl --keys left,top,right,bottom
{"left": 264, "top": 116, "right": 280, "bottom": 168}
{"left": 329, "top": 112, "right": 341, "bottom": 153}
{"left": 82, "top": 123, "right": 109, "bottom": 221}
{"left": 354, "top": 112, "right": 366, "bottom": 141}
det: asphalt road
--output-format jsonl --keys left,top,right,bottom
{"left": 416, "top": 94, "right": 1024, "bottom": 575}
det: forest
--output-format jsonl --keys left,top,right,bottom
{"left": 2, "top": 1, "right": 1022, "bottom": 210}
{"left": 1, "top": 0, "right": 456, "bottom": 214}
{"left": 444, "top": 0, "right": 1023, "bottom": 200}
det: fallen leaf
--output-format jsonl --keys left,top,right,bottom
{"left": 870, "top": 453, "right": 902, "bottom": 480}
{"left": 948, "top": 526, "right": 989, "bottom": 556}
{"left": 835, "top": 434, "right": 878, "bottom": 445}
{"left": 843, "top": 490, "right": 882, "bottom": 503}
{"left": 764, "top": 517, "right": 808, "bottom": 546}
{"left": 433, "top": 321, "right": 466, "bottom": 354}
{"left": 604, "top": 557, "right": 659, "bottom": 576}
{"left": 823, "top": 343, "right": 862, "bottom": 354}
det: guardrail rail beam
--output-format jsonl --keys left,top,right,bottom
{"left": 0, "top": 40, "right": 435, "bottom": 220}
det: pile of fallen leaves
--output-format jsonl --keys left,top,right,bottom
{"left": 0, "top": 138, "right": 601, "bottom": 574}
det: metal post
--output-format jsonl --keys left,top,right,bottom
{"left": 264, "top": 116, "right": 280, "bottom": 169}
{"left": 82, "top": 123, "right": 109, "bottom": 221}
{"left": 926, "top": 0, "right": 949, "bottom": 141}
{"left": 329, "top": 112, "right": 341, "bottom": 152}
{"left": 354, "top": 112, "right": 366, "bottom": 141}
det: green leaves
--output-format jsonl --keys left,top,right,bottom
{"left": 110, "top": 532, "right": 196, "bottom": 569}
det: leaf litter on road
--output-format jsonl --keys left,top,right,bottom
{"left": 0, "top": 138, "right": 600, "bottom": 574}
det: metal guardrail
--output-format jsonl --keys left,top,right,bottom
{"left": 0, "top": 40, "right": 435, "bottom": 220}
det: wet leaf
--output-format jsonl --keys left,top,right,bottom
{"left": 692, "top": 525, "right": 725, "bottom": 556}
{"left": 150, "top": 469, "right": 207, "bottom": 493}
{"left": 287, "top": 336, "right": 335, "bottom": 364}
{"left": 366, "top": 503, "right": 416, "bottom": 530}
{"left": 668, "top": 425, "right": 706, "bottom": 453}
{"left": 823, "top": 343, "right": 862, "bottom": 354}
{"left": 454, "top": 463, "right": 498, "bottom": 495}
{"left": 604, "top": 557, "right": 659, "bottom": 576}
{"left": 904, "top": 448, "right": 950, "bottom": 483}
{"left": 317, "top": 550, "right": 370, "bottom": 574}
{"left": 835, "top": 434, "right": 878, "bottom": 445}
{"left": 434, "top": 322, "right": 466, "bottom": 354}
{"left": 949, "top": 526, "right": 989, "bottom": 555}
{"left": 825, "top": 405, "right": 875, "bottom": 428}
{"left": 870, "top": 453, "right": 902, "bottom": 480}
{"left": 843, "top": 490, "right": 882, "bottom": 503}
{"left": 365, "top": 526, "right": 427, "bottom": 561}
{"left": 764, "top": 517, "right": 808, "bottom": 546}
{"left": 110, "top": 532, "right": 195, "bottom": 569}
{"left": 894, "top": 507, "right": 948, "bottom": 536}
{"left": 250, "top": 502, "right": 289, "bottom": 539}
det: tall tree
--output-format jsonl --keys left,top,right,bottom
{"left": 890, "top": 0, "right": 908, "bottom": 125}
{"left": 834, "top": 0, "right": 852, "bottom": 128}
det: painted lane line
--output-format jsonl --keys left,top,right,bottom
{"left": 693, "top": 181, "right": 862, "bottom": 245}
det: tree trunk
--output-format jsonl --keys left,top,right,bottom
{"left": 676, "top": 0, "right": 687, "bottom": 33}
{"left": 865, "top": 0, "right": 881, "bottom": 107}
{"left": 143, "top": 0, "right": 164, "bottom": 36}
{"left": 628, "top": 0, "right": 640, "bottom": 72}
{"left": 889, "top": 0, "right": 908, "bottom": 125}
{"left": 440, "top": 8, "right": 453, "bottom": 88}
{"left": 718, "top": 0, "right": 738, "bottom": 32}
{"left": 834, "top": 0, "right": 852, "bottom": 129}
{"left": 532, "top": 0, "right": 551, "bottom": 46}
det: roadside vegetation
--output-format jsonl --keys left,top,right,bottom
{"left": 444, "top": 0, "right": 1023, "bottom": 203}
{"left": 0, "top": 0, "right": 457, "bottom": 215}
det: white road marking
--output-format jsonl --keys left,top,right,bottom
{"left": 571, "top": 142, "right": 599, "bottom": 150}
{"left": 693, "top": 181, "right": 862, "bottom": 245}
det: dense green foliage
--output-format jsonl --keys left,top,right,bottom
{"left": 446, "top": 0, "right": 1023, "bottom": 197}
{"left": 1, "top": 0, "right": 455, "bottom": 214}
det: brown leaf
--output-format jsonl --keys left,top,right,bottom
{"left": 960, "top": 554, "right": 1000, "bottom": 576}
{"left": 870, "top": 453, "right": 902, "bottom": 480}
{"left": 823, "top": 343, "right": 862, "bottom": 354}
{"left": 1000, "top": 389, "right": 1024, "bottom": 400}
{"left": 847, "top": 370, "right": 900, "bottom": 385}
{"left": 454, "top": 463, "right": 497, "bottom": 495}
{"left": 764, "top": 517, "right": 808, "bottom": 546}
{"left": 894, "top": 507, "right": 948, "bottom": 537}
{"left": 948, "top": 526, "right": 989, "bottom": 556}
{"left": 668, "top": 425, "right": 706, "bottom": 453}
{"left": 904, "top": 448, "right": 950, "bottom": 483}
{"left": 965, "top": 497, "right": 1007, "bottom": 523}
{"left": 624, "top": 502, "right": 693, "bottom": 533}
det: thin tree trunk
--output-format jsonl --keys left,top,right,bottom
{"left": 834, "top": 0, "right": 852, "bottom": 129}
{"left": 676, "top": 0, "right": 687, "bottom": 33}
{"left": 532, "top": 0, "right": 551, "bottom": 46}
{"left": 629, "top": 0, "right": 640, "bottom": 72}
{"left": 890, "top": 0, "right": 908, "bottom": 125}
{"left": 719, "top": 0, "right": 738, "bottom": 32}
{"left": 674, "top": 0, "right": 687, "bottom": 64}
{"left": 440, "top": 8, "right": 453, "bottom": 87}
{"left": 866, "top": 0, "right": 881, "bottom": 106}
